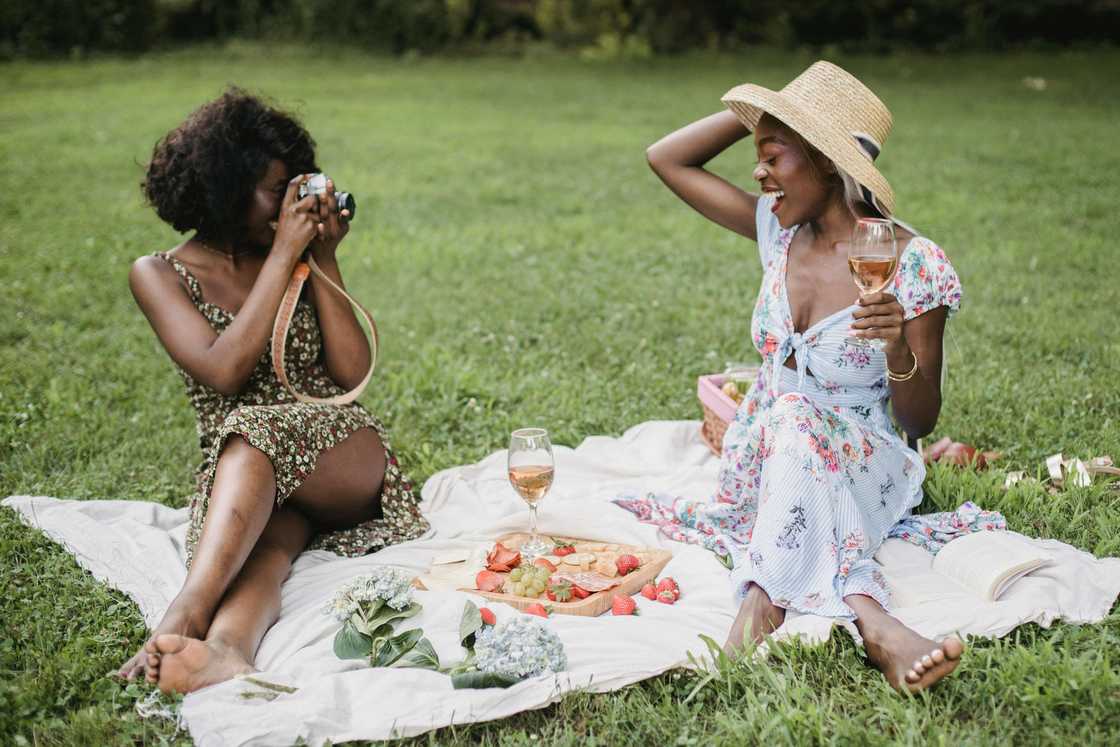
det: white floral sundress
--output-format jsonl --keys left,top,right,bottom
{"left": 615, "top": 194, "right": 982, "bottom": 620}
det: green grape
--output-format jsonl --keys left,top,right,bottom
{"left": 513, "top": 582, "right": 525, "bottom": 596}
{"left": 509, "top": 568, "right": 523, "bottom": 582}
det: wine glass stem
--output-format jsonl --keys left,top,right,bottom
{"left": 528, "top": 504, "right": 539, "bottom": 544}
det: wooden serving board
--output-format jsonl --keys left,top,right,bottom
{"left": 460, "top": 533, "right": 672, "bottom": 617}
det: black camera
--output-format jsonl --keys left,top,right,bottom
{"left": 299, "top": 173, "right": 356, "bottom": 222}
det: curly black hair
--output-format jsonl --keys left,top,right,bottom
{"left": 142, "top": 87, "right": 318, "bottom": 242}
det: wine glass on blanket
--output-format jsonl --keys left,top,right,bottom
{"left": 508, "top": 428, "right": 554, "bottom": 560}
{"left": 846, "top": 217, "right": 899, "bottom": 350}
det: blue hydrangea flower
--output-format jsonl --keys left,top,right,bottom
{"left": 326, "top": 566, "right": 415, "bottom": 621}
{"left": 475, "top": 615, "right": 567, "bottom": 679}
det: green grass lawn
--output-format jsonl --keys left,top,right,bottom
{"left": 2, "top": 43, "right": 1119, "bottom": 745}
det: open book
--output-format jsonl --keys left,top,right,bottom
{"left": 930, "top": 530, "right": 1053, "bottom": 601}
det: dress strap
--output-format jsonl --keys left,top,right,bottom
{"left": 153, "top": 251, "right": 204, "bottom": 305}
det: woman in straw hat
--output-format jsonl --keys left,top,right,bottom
{"left": 616, "top": 62, "right": 967, "bottom": 692}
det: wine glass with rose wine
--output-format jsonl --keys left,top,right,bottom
{"left": 846, "top": 217, "right": 899, "bottom": 350}
{"left": 508, "top": 427, "right": 554, "bottom": 559}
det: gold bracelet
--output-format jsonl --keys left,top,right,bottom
{"left": 887, "top": 350, "right": 919, "bottom": 382}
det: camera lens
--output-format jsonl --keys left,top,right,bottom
{"left": 336, "top": 192, "right": 356, "bottom": 221}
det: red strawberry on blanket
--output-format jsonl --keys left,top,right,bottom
{"left": 656, "top": 577, "right": 680, "bottom": 600}
{"left": 553, "top": 541, "right": 576, "bottom": 557}
{"left": 486, "top": 542, "right": 522, "bottom": 572}
{"left": 615, "top": 554, "right": 641, "bottom": 576}
{"left": 571, "top": 585, "right": 591, "bottom": 600}
{"left": 524, "top": 602, "right": 550, "bottom": 618}
{"left": 546, "top": 579, "right": 573, "bottom": 602}
{"left": 475, "top": 570, "right": 504, "bottom": 592}
{"left": 611, "top": 594, "right": 638, "bottom": 616}
{"left": 656, "top": 590, "right": 677, "bottom": 605}
{"left": 640, "top": 583, "right": 658, "bottom": 600}
{"left": 479, "top": 607, "right": 497, "bottom": 626}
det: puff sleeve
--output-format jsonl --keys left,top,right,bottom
{"left": 892, "top": 237, "right": 963, "bottom": 321}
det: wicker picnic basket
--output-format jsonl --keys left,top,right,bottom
{"left": 697, "top": 367, "right": 759, "bottom": 456}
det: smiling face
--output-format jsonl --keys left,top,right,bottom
{"left": 752, "top": 113, "right": 841, "bottom": 228}
{"left": 243, "top": 159, "right": 291, "bottom": 249}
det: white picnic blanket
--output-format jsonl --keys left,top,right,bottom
{"left": 5, "top": 420, "right": 1120, "bottom": 745}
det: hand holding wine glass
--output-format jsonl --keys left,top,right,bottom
{"left": 846, "top": 218, "right": 900, "bottom": 351}
{"left": 508, "top": 428, "right": 554, "bottom": 560}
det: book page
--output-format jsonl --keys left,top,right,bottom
{"left": 932, "top": 531, "right": 1052, "bottom": 601}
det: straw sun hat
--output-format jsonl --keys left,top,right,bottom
{"left": 722, "top": 61, "right": 895, "bottom": 216}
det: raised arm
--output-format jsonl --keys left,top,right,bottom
{"left": 646, "top": 109, "right": 760, "bottom": 240}
{"left": 303, "top": 178, "right": 371, "bottom": 391}
{"left": 129, "top": 175, "right": 320, "bottom": 396}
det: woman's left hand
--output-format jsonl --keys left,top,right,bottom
{"left": 851, "top": 291, "right": 909, "bottom": 359}
{"left": 309, "top": 177, "right": 351, "bottom": 262}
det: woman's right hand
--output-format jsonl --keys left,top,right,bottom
{"left": 272, "top": 174, "right": 322, "bottom": 263}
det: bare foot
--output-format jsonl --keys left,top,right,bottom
{"left": 862, "top": 618, "right": 964, "bottom": 693}
{"left": 153, "top": 634, "right": 255, "bottom": 694}
{"left": 117, "top": 599, "right": 208, "bottom": 683}
{"left": 724, "top": 583, "right": 786, "bottom": 656}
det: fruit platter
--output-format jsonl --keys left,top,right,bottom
{"left": 449, "top": 533, "right": 673, "bottom": 617}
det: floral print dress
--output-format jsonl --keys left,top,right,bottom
{"left": 154, "top": 253, "right": 429, "bottom": 567}
{"left": 615, "top": 195, "right": 974, "bottom": 620}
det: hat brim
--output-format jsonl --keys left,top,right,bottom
{"left": 721, "top": 84, "right": 895, "bottom": 216}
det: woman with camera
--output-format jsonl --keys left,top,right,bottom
{"left": 117, "top": 89, "right": 428, "bottom": 694}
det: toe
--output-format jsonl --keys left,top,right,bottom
{"left": 911, "top": 658, "right": 926, "bottom": 674}
{"left": 930, "top": 648, "right": 946, "bottom": 665}
{"left": 921, "top": 654, "right": 934, "bottom": 669}
{"left": 942, "top": 636, "right": 965, "bottom": 660}
{"left": 905, "top": 668, "right": 920, "bottom": 683}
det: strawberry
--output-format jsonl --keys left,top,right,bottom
{"left": 553, "top": 541, "right": 576, "bottom": 557}
{"left": 479, "top": 607, "right": 497, "bottom": 625}
{"left": 640, "top": 583, "right": 657, "bottom": 600}
{"left": 656, "top": 577, "right": 680, "bottom": 600}
{"left": 615, "top": 554, "right": 641, "bottom": 576}
{"left": 610, "top": 594, "right": 639, "bottom": 616}
{"left": 571, "top": 585, "right": 591, "bottom": 600}
{"left": 656, "top": 590, "right": 677, "bottom": 604}
{"left": 475, "top": 570, "right": 504, "bottom": 592}
{"left": 533, "top": 557, "right": 557, "bottom": 573}
{"left": 546, "top": 579, "right": 573, "bottom": 602}
{"left": 524, "top": 602, "right": 549, "bottom": 618}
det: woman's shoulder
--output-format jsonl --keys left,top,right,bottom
{"left": 753, "top": 193, "right": 788, "bottom": 265}
{"left": 130, "top": 246, "right": 200, "bottom": 304}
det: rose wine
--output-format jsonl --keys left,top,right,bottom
{"left": 508, "top": 465, "right": 554, "bottom": 504}
{"left": 847, "top": 254, "right": 897, "bottom": 295}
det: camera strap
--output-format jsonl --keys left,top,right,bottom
{"left": 270, "top": 255, "right": 377, "bottom": 405}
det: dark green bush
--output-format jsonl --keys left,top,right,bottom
{"left": 1, "top": 0, "right": 159, "bottom": 57}
{"left": 1, "top": 0, "right": 1117, "bottom": 59}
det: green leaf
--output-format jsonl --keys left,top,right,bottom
{"left": 370, "top": 627, "right": 424, "bottom": 668}
{"left": 715, "top": 551, "right": 734, "bottom": 570}
{"left": 459, "top": 600, "right": 483, "bottom": 649}
{"left": 450, "top": 670, "right": 521, "bottom": 689}
{"left": 369, "top": 601, "right": 422, "bottom": 630}
{"left": 333, "top": 622, "right": 373, "bottom": 660}
{"left": 390, "top": 636, "right": 441, "bottom": 670}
